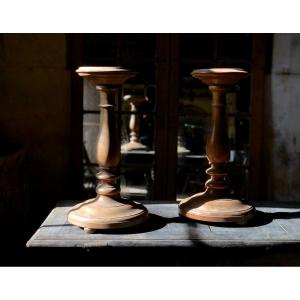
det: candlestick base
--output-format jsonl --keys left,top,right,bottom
{"left": 121, "top": 141, "right": 147, "bottom": 152}
{"left": 68, "top": 197, "right": 148, "bottom": 231}
{"left": 179, "top": 190, "right": 255, "bottom": 224}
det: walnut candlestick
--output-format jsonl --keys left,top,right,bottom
{"left": 68, "top": 67, "right": 148, "bottom": 233}
{"left": 179, "top": 68, "right": 255, "bottom": 224}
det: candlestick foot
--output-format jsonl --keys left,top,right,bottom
{"left": 121, "top": 141, "right": 147, "bottom": 152}
{"left": 68, "top": 198, "right": 148, "bottom": 230}
{"left": 179, "top": 192, "right": 255, "bottom": 224}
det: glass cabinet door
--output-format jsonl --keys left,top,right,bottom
{"left": 76, "top": 33, "right": 266, "bottom": 202}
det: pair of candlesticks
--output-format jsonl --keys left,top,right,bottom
{"left": 68, "top": 66, "right": 255, "bottom": 233}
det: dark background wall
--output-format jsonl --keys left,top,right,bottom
{"left": 0, "top": 34, "right": 72, "bottom": 239}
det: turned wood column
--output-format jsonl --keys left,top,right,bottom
{"left": 68, "top": 67, "right": 148, "bottom": 233}
{"left": 96, "top": 85, "right": 120, "bottom": 202}
{"left": 205, "top": 85, "right": 230, "bottom": 194}
{"left": 179, "top": 68, "right": 255, "bottom": 224}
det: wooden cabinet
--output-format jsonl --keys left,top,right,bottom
{"left": 68, "top": 33, "right": 269, "bottom": 202}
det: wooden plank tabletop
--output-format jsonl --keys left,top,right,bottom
{"left": 26, "top": 201, "right": 300, "bottom": 248}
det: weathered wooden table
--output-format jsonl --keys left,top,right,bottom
{"left": 26, "top": 201, "right": 300, "bottom": 266}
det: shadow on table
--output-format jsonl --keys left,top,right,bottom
{"left": 174, "top": 210, "right": 300, "bottom": 228}
{"left": 138, "top": 208, "right": 300, "bottom": 231}
{"left": 93, "top": 209, "right": 300, "bottom": 234}
{"left": 95, "top": 213, "right": 167, "bottom": 234}
{"left": 40, "top": 213, "right": 168, "bottom": 234}
{"left": 45, "top": 210, "right": 300, "bottom": 234}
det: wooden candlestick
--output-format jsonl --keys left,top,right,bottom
{"left": 68, "top": 67, "right": 148, "bottom": 232}
{"left": 179, "top": 68, "right": 255, "bottom": 224}
{"left": 121, "top": 94, "right": 147, "bottom": 151}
